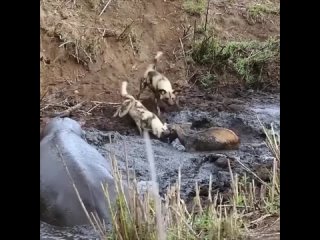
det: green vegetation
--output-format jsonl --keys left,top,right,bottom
{"left": 191, "top": 36, "right": 280, "bottom": 88}
{"left": 73, "top": 123, "right": 280, "bottom": 240}
{"left": 246, "top": 1, "right": 280, "bottom": 23}
{"left": 183, "top": 0, "right": 207, "bottom": 16}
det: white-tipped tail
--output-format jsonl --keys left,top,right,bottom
{"left": 121, "top": 81, "right": 128, "bottom": 97}
{"left": 154, "top": 51, "right": 163, "bottom": 61}
{"left": 143, "top": 51, "right": 163, "bottom": 78}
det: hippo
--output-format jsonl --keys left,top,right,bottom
{"left": 168, "top": 124, "right": 240, "bottom": 152}
{"left": 40, "top": 117, "right": 128, "bottom": 227}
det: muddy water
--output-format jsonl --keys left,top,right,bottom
{"left": 40, "top": 94, "right": 280, "bottom": 239}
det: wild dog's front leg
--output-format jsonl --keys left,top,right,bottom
{"left": 136, "top": 77, "right": 147, "bottom": 100}
{"left": 135, "top": 120, "right": 143, "bottom": 136}
{"left": 154, "top": 97, "right": 161, "bottom": 117}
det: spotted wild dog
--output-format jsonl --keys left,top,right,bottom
{"left": 136, "top": 51, "right": 180, "bottom": 116}
{"left": 113, "top": 81, "right": 170, "bottom": 139}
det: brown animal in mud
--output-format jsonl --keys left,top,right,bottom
{"left": 113, "top": 81, "right": 170, "bottom": 139}
{"left": 168, "top": 124, "right": 240, "bottom": 152}
{"left": 136, "top": 51, "right": 180, "bottom": 116}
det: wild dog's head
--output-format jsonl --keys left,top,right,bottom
{"left": 159, "top": 122, "right": 171, "bottom": 141}
{"left": 158, "top": 122, "right": 179, "bottom": 142}
{"left": 152, "top": 120, "right": 169, "bottom": 138}
{"left": 158, "top": 89, "right": 181, "bottom": 106}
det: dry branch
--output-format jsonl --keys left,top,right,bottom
{"left": 99, "top": 0, "right": 113, "bottom": 16}
{"left": 179, "top": 38, "right": 189, "bottom": 80}
{"left": 50, "top": 101, "right": 86, "bottom": 117}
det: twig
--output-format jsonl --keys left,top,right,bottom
{"left": 91, "top": 101, "right": 121, "bottom": 105}
{"left": 40, "top": 88, "right": 49, "bottom": 103}
{"left": 193, "top": 20, "right": 197, "bottom": 44}
{"left": 40, "top": 104, "right": 69, "bottom": 112}
{"left": 179, "top": 38, "right": 188, "bottom": 80}
{"left": 250, "top": 214, "right": 272, "bottom": 225}
{"left": 51, "top": 101, "right": 85, "bottom": 117}
{"left": 117, "top": 20, "right": 135, "bottom": 40}
{"left": 188, "top": 70, "right": 199, "bottom": 87}
{"left": 86, "top": 102, "right": 102, "bottom": 114}
{"left": 59, "top": 41, "right": 73, "bottom": 48}
{"left": 169, "top": 206, "right": 198, "bottom": 238}
{"left": 129, "top": 33, "right": 136, "bottom": 56}
{"left": 204, "top": 0, "right": 211, "bottom": 32}
{"left": 82, "top": 48, "right": 93, "bottom": 63}
{"left": 182, "top": 32, "right": 193, "bottom": 41}
{"left": 182, "top": 24, "right": 192, "bottom": 38}
{"left": 75, "top": 40, "right": 80, "bottom": 64}
{"left": 99, "top": 0, "right": 113, "bottom": 16}
{"left": 232, "top": 157, "right": 269, "bottom": 187}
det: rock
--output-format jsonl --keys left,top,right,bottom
{"left": 203, "top": 154, "right": 235, "bottom": 169}
{"left": 228, "top": 104, "right": 245, "bottom": 112}
{"left": 215, "top": 156, "right": 230, "bottom": 168}
{"left": 253, "top": 165, "right": 272, "bottom": 182}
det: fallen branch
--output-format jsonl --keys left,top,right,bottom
{"left": 204, "top": 0, "right": 211, "bottom": 31}
{"left": 85, "top": 102, "right": 104, "bottom": 115}
{"left": 250, "top": 214, "right": 272, "bottom": 225}
{"left": 179, "top": 37, "right": 189, "bottom": 80}
{"left": 40, "top": 104, "right": 69, "bottom": 112}
{"left": 50, "top": 101, "right": 86, "bottom": 117}
{"left": 91, "top": 101, "right": 121, "bottom": 105}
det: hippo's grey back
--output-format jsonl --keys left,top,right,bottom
{"left": 40, "top": 117, "right": 118, "bottom": 227}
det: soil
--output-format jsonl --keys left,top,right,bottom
{"left": 40, "top": 0, "right": 280, "bottom": 134}
{"left": 40, "top": 0, "right": 280, "bottom": 239}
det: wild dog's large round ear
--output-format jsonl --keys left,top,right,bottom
{"left": 159, "top": 89, "right": 167, "bottom": 95}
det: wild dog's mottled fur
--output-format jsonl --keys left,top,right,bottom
{"left": 113, "top": 81, "right": 169, "bottom": 139}
{"left": 137, "top": 51, "right": 180, "bottom": 116}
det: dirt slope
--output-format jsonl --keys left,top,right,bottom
{"left": 40, "top": 0, "right": 279, "bottom": 132}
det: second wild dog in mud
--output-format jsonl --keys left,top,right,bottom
{"left": 113, "top": 81, "right": 170, "bottom": 139}
{"left": 136, "top": 51, "right": 180, "bottom": 116}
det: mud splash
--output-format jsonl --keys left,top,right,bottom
{"left": 40, "top": 94, "right": 279, "bottom": 239}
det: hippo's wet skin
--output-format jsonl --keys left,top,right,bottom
{"left": 40, "top": 117, "right": 128, "bottom": 227}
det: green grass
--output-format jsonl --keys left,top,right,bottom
{"left": 246, "top": 1, "right": 280, "bottom": 23}
{"left": 191, "top": 36, "right": 280, "bottom": 88}
{"left": 71, "top": 123, "right": 280, "bottom": 240}
{"left": 183, "top": 0, "right": 207, "bottom": 16}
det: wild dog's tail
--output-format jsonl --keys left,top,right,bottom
{"left": 143, "top": 51, "right": 163, "bottom": 78}
{"left": 121, "top": 81, "right": 135, "bottom": 100}
{"left": 113, "top": 99, "right": 134, "bottom": 118}
{"left": 113, "top": 81, "right": 136, "bottom": 118}
{"left": 153, "top": 51, "right": 163, "bottom": 66}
